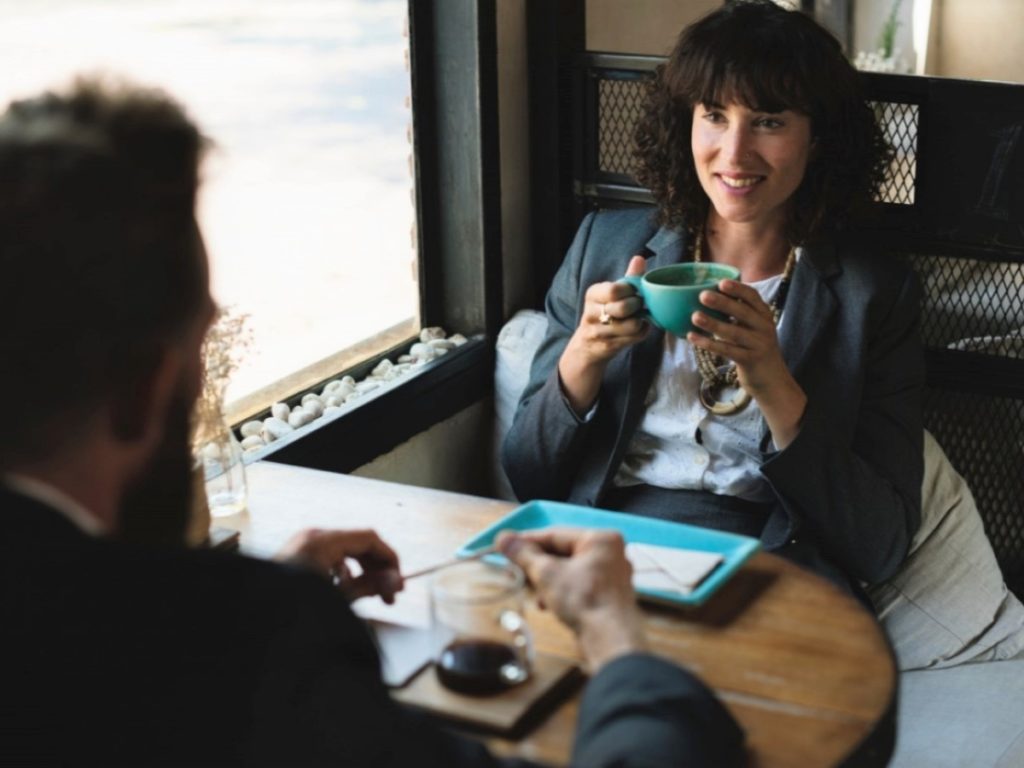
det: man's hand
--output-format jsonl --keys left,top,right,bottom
{"left": 497, "top": 527, "right": 647, "bottom": 671}
{"left": 276, "top": 528, "right": 403, "bottom": 604}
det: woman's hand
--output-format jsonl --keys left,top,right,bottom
{"left": 688, "top": 279, "right": 807, "bottom": 447}
{"left": 558, "top": 255, "right": 650, "bottom": 414}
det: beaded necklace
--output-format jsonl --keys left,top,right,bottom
{"left": 692, "top": 230, "right": 798, "bottom": 415}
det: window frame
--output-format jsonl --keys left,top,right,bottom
{"left": 248, "top": 0, "right": 504, "bottom": 474}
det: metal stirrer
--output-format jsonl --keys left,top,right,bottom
{"left": 401, "top": 544, "right": 501, "bottom": 581}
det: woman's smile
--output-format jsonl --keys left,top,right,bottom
{"left": 716, "top": 173, "right": 765, "bottom": 193}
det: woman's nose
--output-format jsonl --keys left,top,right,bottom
{"left": 723, "top": 125, "right": 753, "bottom": 164}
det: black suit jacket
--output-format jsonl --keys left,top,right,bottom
{"left": 1, "top": 484, "right": 743, "bottom": 767}
{"left": 503, "top": 207, "right": 924, "bottom": 588}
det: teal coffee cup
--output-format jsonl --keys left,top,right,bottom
{"left": 618, "top": 263, "right": 741, "bottom": 337}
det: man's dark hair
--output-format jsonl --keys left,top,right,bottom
{"left": 633, "top": 0, "right": 891, "bottom": 244}
{"left": 0, "top": 77, "right": 208, "bottom": 466}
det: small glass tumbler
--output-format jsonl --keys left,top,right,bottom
{"left": 430, "top": 559, "right": 533, "bottom": 695}
{"left": 200, "top": 429, "right": 248, "bottom": 518}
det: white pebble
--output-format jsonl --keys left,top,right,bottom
{"left": 409, "top": 342, "right": 435, "bottom": 361}
{"left": 450, "top": 333, "right": 468, "bottom": 346}
{"left": 325, "top": 394, "right": 343, "bottom": 408}
{"left": 324, "top": 405, "right": 342, "bottom": 415}
{"left": 355, "top": 380, "right": 381, "bottom": 394}
{"left": 372, "top": 359, "right": 394, "bottom": 377}
{"left": 344, "top": 391, "right": 364, "bottom": 403}
{"left": 288, "top": 408, "right": 314, "bottom": 428}
{"left": 420, "top": 327, "right": 446, "bottom": 342}
{"left": 262, "top": 417, "right": 294, "bottom": 442}
{"left": 302, "top": 393, "right": 323, "bottom": 407}
{"left": 240, "top": 420, "right": 263, "bottom": 438}
{"left": 397, "top": 354, "right": 415, "bottom": 364}
{"left": 303, "top": 399, "right": 324, "bottom": 418}
{"left": 342, "top": 375, "right": 356, "bottom": 386}
{"left": 392, "top": 363, "right": 413, "bottom": 374}
{"left": 322, "top": 379, "right": 344, "bottom": 395}
{"left": 427, "top": 338, "right": 456, "bottom": 352}
{"left": 271, "top": 402, "right": 290, "bottom": 421}
{"left": 241, "top": 435, "right": 266, "bottom": 451}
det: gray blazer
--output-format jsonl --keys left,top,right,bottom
{"left": 502, "top": 207, "right": 924, "bottom": 587}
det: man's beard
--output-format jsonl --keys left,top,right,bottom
{"left": 116, "top": 384, "right": 193, "bottom": 548}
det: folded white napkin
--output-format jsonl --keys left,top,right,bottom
{"left": 626, "top": 542, "right": 724, "bottom": 596}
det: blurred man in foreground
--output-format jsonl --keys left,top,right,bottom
{"left": 0, "top": 78, "right": 742, "bottom": 766}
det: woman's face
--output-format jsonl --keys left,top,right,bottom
{"left": 691, "top": 101, "right": 813, "bottom": 231}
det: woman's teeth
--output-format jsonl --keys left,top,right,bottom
{"left": 720, "top": 176, "right": 761, "bottom": 188}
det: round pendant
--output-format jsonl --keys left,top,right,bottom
{"left": 698, "top": 379, "right": 752, "bottom": 415}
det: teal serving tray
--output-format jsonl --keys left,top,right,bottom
{"left": 458, "top": 499, "right": 760, "bottom": 607}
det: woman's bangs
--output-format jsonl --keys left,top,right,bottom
{"left": 685, "top": 46, "right": 813, "bottom": 115}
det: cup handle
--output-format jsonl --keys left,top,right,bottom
{"left": 615, "top": 275, "right": 657, "bottom": 328}
{"left": 616, "top": 274, "right": 643, "bottom": 294}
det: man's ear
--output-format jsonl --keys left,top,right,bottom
{"left": 110, "top": 344, "right": 185, "bottom": 446}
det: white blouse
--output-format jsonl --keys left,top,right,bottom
{"left": 612, "top": 271, "right": 788, "bottom": 502}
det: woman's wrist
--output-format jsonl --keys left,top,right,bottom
{"left": 558, "top": 340, "right": 607, "bottom": 415}
{"left": 754, "top": 374, "right": 807, "bottom": 449}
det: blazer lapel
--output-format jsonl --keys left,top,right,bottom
{"left": 599, "top": 226, "right": 690, "bottom": 493}
{"left": 778, "top": 242, "right": 840, "bottom": 379}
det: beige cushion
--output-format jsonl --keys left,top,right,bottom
{"left": 868, "top": 431, "right": 1024, "bottom": 670}
{"left": 493, "top": 310, "right": 548, "bottom": 500}
{"left": 891, "top": 660, "right": 1024, "bottom": 768}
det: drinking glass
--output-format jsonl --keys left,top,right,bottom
{"left": 430, "top": 559, "right": 533, "bottom": 695}
{"left": 200, "top": 429, "right": 248, "bottom": 517}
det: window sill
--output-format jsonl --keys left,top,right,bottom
{"left": 225, "top": 318, "right": 420, "bottom": 426}
{"left": 242, "top": 335, "right": 493, "bottom": 474}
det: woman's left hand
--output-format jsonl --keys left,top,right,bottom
{"left": 687, "top": 279, "right": 807, "bottom": 447}
{"left": 688, "top": 279, "right": 787, "bottom": 395}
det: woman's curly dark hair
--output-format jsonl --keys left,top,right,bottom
{"left": 634, "top": 0, "right": 891, "bottom": 245}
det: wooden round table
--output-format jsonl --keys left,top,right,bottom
{"left": 232, "top": 461, "right": 896, "bottom": 768}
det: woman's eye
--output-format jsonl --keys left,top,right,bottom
{"left": 755, "top": 117, "right": 783, "bottom": 129}
{"left": 702, "top": 111, "right": 725, "bottom": 124}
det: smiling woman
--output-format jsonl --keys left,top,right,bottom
{"left": 0, "top": 0, "right": 417, "bottom": 411}
{"left": 502, "top": 0, "right": 924, "bottom": 597}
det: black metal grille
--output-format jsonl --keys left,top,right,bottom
{"left": 597, "top": 76, "right": 646, "bottom": 177}
{"left": 909, "top": 253, "right": 1024, "bottom": 350}
{"left": 871, "top": 101, "right": 918, "bottom": 205}
{"left": 923, "top": 389, "right": 1024, "bottom": 598}
{"left": 907, "top": 250, "right": 1024, "bottom": 598}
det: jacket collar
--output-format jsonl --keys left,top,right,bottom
{"left": 643, "top": 225, "right": 689, "bottom": 269}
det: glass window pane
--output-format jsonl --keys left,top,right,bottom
{"left": 0, "top": 0, "right": 418, "bottom": 408}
